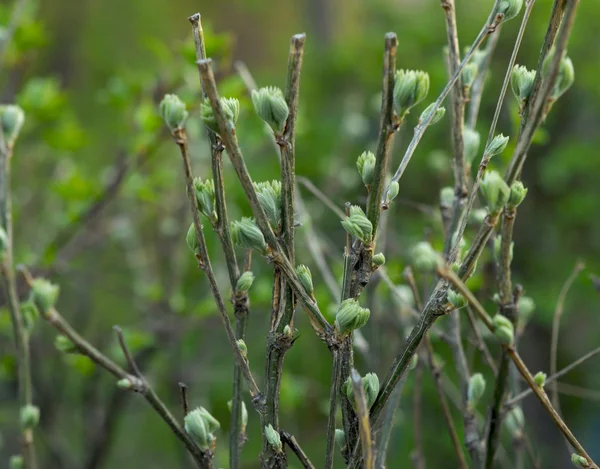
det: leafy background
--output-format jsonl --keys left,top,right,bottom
{"left": 1, "top": 0, "right": 599, "bottom": 468}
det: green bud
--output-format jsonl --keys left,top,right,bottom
{"left": 283, "top": 324, "right": 292, "bottom": 338}
{"left": 0, "top": 105, "right": 25, "bottom": 148}
{"left": 20, "top": 405, "right": 40, "bottom": 429}
{"left": 485, "top": 134, "right": 510, "bottom": 158}
{"left": 372, "top": 252, "right": 386, "bottom": 267}
{"left": 227, "top": 400, "right": 248, "bottom": 431}
{"left": 231, "top": 218, "right": 268, "bottom": 253}
{"left": 193, "top": 178, "right": 217, "bottom": 222}
{"left": 0, "top": 227, "right": 7, "bottom": 256}
{"left": 341, "top": 206, "right": 373, "bottom": 244}
{"left": 393, "top": 69, "right": 430, "bottom": 117}
{"left": 463, "top": 128, "right": 481, "bottom": 164}
{"left": 504, "top": 406, "right": 525, "bottom": 434}
{"left": 264, "top": 424, "right": 282, "bottom": 452}
{"left": 295, "top": 264, "right": 314, "bottom": 295}
{"left": 480, "top": 171, "right": 510, "bottom": 213}
{"left": 185, "top": 407, "right": 216, "bottom": 450}
{"left": 533, "top": 371, "right": 547, "bottom": 387}
{"left": 511, "top": 65, "right": 536, "bottom": 104}
{"left": 385, "top": 181, "right": 400, "bottom": 204}
{"left": 448, "top": 290, "right": 468, "bottom": 309}
{"left": 518, "top": 296, "right": 535, "bottom": 322}
{"left": 186, "top": 223, "right": 200, "bottom": 255}
{"left": 571, "top": 454, "right": 589, "bottom": 467}
{"left": 9, "top": 455, "right": 24, "bottom": 469}
{"left": 440, "top": 186, "right": 454, "bottom": 207}
{"left": 461, "top": 62, "right": 478, "bottom": 90}
{"left": 409, "top": 353, "right": 419, "bottom": 371}
{"left": 200, "top": 97, "right": 240, "bottom": 135}
{"left": 30, "top": 278, "right": 59, "bottom": 315}
{"left": 251, "top": 86, "right": 289, "bottom": 134}
{"left": 20, "top": 301, "right": 39, "bottom": 332}
{"left": 493, "top": 314, "right": 514, "bottom": 345}
{"left": 356, "top": 151, "right": 376, "bottom": 186}
{"left": 343, "top": 372, "right": 380, "bottom": 409}
{"left": 335, "top": 298, "right": 370, "bottom": 335}
{"left": 411, "top": 241, "right": 441, "bottom": 273}
{"left": 117, "top": 378, "right": 133, "bottom": 390}
{"left": 468, "top": 373, "right": 486, "bottom": 406}
{"left": 54, "top": 334, "right": 78, "bottom": 354}
{"left": 507, "top": 181, "right": 528, "bottom": 209}
{"left": 158, "top": 94, "right": 188, "bottom": 132}
{"left": 334, "top": 429, "right": 346, "bottom": 449}
{"left": 419, "top": 103, "right": 446, "bottom": 126}
{"left": 495, "top": 0, "right": 524, "bottom": 22}
{"left": 237, "top": 339, "right": 248, "bottom": 358}
{"left": 235, "top": 271, "right": 255, "bottom": 293}
{"left": 543, "top": 50, "right": 575, "bottom": 101}
{"left": 254, "top": 180, "right": 282, "bottom": 230}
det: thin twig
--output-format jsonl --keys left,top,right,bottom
{"left": 179, "top": 382, "right": 190, "bottom": 418}
{"left": 410, "top": 366, "right": 425, "bottom": 469}
{"left": 441, "top": 266, "right": 598, "bottom": 469}
{"left": 297, "top": 176, "right": 345, "bottom": 220}
{"left": 351, "top": 369, "right": 374, "bottom": 469}
{"left": 324, "top": 349, "right": 342, "bottom": 469}
{"left": 281, "top": 431, "right": 316, "bottom": 469}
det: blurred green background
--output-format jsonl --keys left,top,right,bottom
{"left": 1, "top": 0, "right": 600, "bottom": 467}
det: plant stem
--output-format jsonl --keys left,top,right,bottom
{"left": 324, "top": 348, "right": 342, "bottom": 469}
{"left": 0, "top": 139, "right": 36, "bottom": 469}
{"left": 410, "top": 366, "right": 425, "bottom": 469}
{"left": 441, "top": 267, "right": 598, "bottom": 469}
{"left": 350, "top": 369, "right": 374, "bottom": 469}
{"left": 281, "top": 431, "right": 316, "bottom": 469}
{"left": 375, "top": 375, "right": 407, "bottom": 469}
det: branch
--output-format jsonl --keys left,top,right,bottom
{"left": 351, "top": 369, "right": 374, "bottom": 469}
{"left": 281, "top": 431, "right": 316, "bottom": 469}
{"left": 324, "top": 349, "right": 342, "bottom": 469}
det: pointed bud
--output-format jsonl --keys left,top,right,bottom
{"left": 480, "top": 171, "right": 510, "bottom": 213}
{"left": 468, "top": 373, "right": 486, "bottom": 407}
{"left": 251, "top": 86, "right": 289, "bottom": 134}
{"left": 334, "top": 429, "right": 346, "bottom": 449}
{"left": 372, "top": 252, "right": 386, "bottom": 267}
{"left": 295, "top": 265, "right": 314, "bottom": 296}
{"left": 9, "top": 456, "right": 24, "bottom": 469}
{"left": 411, "top": 242, "right": 442, "bottom": 273}
{"left": 511, "top": 65, "right": 536, "bottom": 104}
{"left": 236, "top": 339, "right": 248, "bottom": 358}
{"left": 461, "top": 62, "right": 479, "bottom": 90}
{"left": 200, "top": 97, "right": 240, "bottom": 135}
{"left": 463, "top": 128, "right": 481, "bottom": 164}
{"left": 235, "top": 271, "right": 255, "bottom": 293}
{"left": 20, "top": 405, "right": 40, "bottom": 429}
{"left": 158, "top": 94, "right": 188, "bottom": 132}
{"left": 20, "top": 301, "right": 39, "bottom": 332}
{"left": 227, "top": 400, "right": 248, "bottom": 431}
{"left": 507, "top": 181, "right": 528, "bottom": 209}
{"left": 385, "top": 181, "right": 400, "bottom": 204}
{"left": 518, "top": 296, "right": 535, "bottom": 323}
{"left": 30, "top": 278, "right": 59, "bottom": 315}
{"left": 283, "top": 325, "right": 292, "bottom": 338}
{"left": 186, "top": 223, "right": 200, "bottom": 255}
{"left": 264, "top": 424, "right": 282, "bottom": 452}
{"left": 543, "top": 50, "right": 575, "bottom": 101}
{"left": 343, "top": 372, "right": 379, "bottom": 409}
{"left": 335, "top": 299, "right": 370, "bottom": 335}
{"left": 341, "top": 206, "right": 373, "bottom": 244}
{"left": 419, "top": 103, "right": 446, "bottom": 126}
{"left": 356, "top": 151, "right": 376, "bottom": 186}
{"left": 485, "top": 134, "right": 509, "bottom": 158}
{"left": 533, "top": 371, "right": 547, "bottom": 387}
{"left": 571, "top": 454, "right": 589, "bottom": 467}
{"left": 196, "top": 407, "right": 220, "bottom": 433}
{"left": 495, "top": 0, "right": 524, "bottom": 22}
{"left": 254, "top": 180, "right": 282, "bottom": 230}
{"left": 504, "top": 406, "right": 525, "bottom": 434}
{"left": 231, "top": 218, "right": 268, "bottom": 253}
{"left": 184, "top": 408, "right": 214, "bottom": 450}
{"left": 393, "top": 70, "right": 430, "bottom": 117}
{"left": 448, "top": 290, "right": 468, "bottom": 309}
{"left": 117, "top": 378, "right": 133, "bottom": 389}
{"left": 54, "top": 334, "right": 78, "bottom": 354}
{"left": 409, "top": 353, "right": 419, "bottom": 371}
{"left": 0, "top": 105, "right": 25, "bottom": 148}
{"left": 193, "top": 178, "right": 217, "bottom": 222}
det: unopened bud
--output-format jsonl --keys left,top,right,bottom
{"left": 264, "top": 424, "right": 282, "bottom": 452}
{"left": 251, "top": 86, "right": 289, "bottom": 134}
{"left": 0, "top": 105, "right": 25, "bottom": 147}
{"left": 227, "top": 400, "right": 248, "bottom": 431}
{"left": 343, "top": 372, "right": 379, "bottom": 409}
{"left": 335, "top": 299, "right": 370, "bottom": 335}
{"left": 543, "top": 49, "right": 575, "bottom": 101}
{"left": 493, "top": 314, "right": 515, "bottom": 345}
{"left": 20, "top": 405, "right": 40, "bottom": 429}
{"left": 571, "top": 454, "right": 589, "bottom": 467}
{"left": 341, "top": 206, "right": 373, "bottom": 244}
{"left": 186, "top": 223, "right": 200, "bottom": 255}
{"left": 54, "top": 334, "right": 78, "bottom": 354}
{"left": 448, "top": 290, "right": 468, "bottom": 309}
{"left": 295, "top": 265, "right": 314, "bottom": 295}
{"left": 393, "top": 70, "right": 430, "bottom": 118}
{"left": 254, "top": 180, "right": 282, "bottom": 230}
{"left": 30, "top": 278, "right": 59, "bottom": 315}
{"left": 372, "top": 252, "right": 386, "bottom": 267}
{"left": 480, "top": 171, "right": 510, "bottom": 213}
{"left": 419, "top": 103, "right": 446, "bottom": 126}
{"left": 236, "top": 339, "right": 248, "bottom": 358}
{"left": 235, "top": 271, "right": 255, "bottom": 293}
{"left": 468, "top": 373, "right": 486, "bottom": 406}
{"left": 356, "top": 151, "right": 376, "bottom": 186}
{"left": 158, "top": 94, "right": 188, "bottom": 132}
{"left": 200, "top": 97, "right": 240, "bottom": 135}
{"left": 193, "top": 178, "right": 217, "bottom": 222}
{"left": 533, "top": 371, "right": 547, "bottom": 387}
{"left": 485, "top": 134, "right": 510, "bottom": 158}
{"left": 511, "top": 65, "right": 536, "bottom": 105}
{"left": 231, "top": 218, "right": 268, "bottom": 254}
{"left": 385, "top": 181, "right": 400, "bottom": 204}
{"left": 495, "top": 0, "right": 524, "bottom": 22}
{"left": 334, "top": 429, "right": 346, "bottom": 449}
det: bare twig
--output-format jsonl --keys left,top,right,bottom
{"left": 410, "top": 366, "right": 425, "bottom": 469}
{"left": 281, "top": 431, "right": 316, "bottom": 469}
{"left": 324, "top": 349, "right": 342, "bottom": 469}
{"left": 297, "top": 176, "right": 345, "bottom": 220}
{"left": 351, "top": 369, "right": 374, "bottom": 469}
{"left": 179, "top": 382, "right": 190, "bottom": 418}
